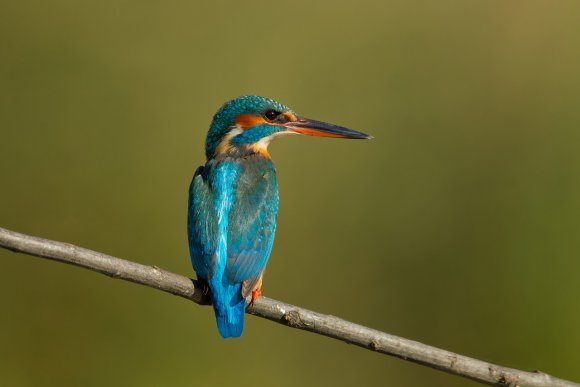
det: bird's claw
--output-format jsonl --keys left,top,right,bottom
{"left": 194, "top": 279, "right": 212, "bottom": 305}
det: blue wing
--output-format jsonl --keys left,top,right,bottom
{"left": 187, "top": 166, "right": 217, "bottom": 280}
{"left": 226, "top": 155, "right": 279, "bottom": 297}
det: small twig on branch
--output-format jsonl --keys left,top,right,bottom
{"left": 0, "top": 226, "right": 577, "bottom": 387}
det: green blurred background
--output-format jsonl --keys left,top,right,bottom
{"left": 1, "top": 1, "right": 579, "bottom": 386}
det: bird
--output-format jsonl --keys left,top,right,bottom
{"left": 187, "top": 95, "right": 372, "bottom": 338}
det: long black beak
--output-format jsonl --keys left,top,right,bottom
{"left": 285, "top": 118, "right": 373, "bottom": 140}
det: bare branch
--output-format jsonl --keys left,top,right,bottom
{"left": 0, "top": 226, "right": 577, "bottom": 387}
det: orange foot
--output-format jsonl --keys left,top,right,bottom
{"left": 250, "top": 288, "right": 262, "bottom": 306}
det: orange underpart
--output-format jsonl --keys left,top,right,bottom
{"left": 249, "top": 143, "right": 272, "bottom": 158}
{"left": 250, "top": 287, "right": 262, "bottom": 305}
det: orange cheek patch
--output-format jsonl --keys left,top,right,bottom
{"left": 235, "top": 114, "right": 268, "bottom": 130}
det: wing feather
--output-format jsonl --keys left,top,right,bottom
{"left": 187, "top": 166, "right": 217, "bottom": 280}
{"left": 226, "top": 156, "right": 278, "bottom": 295}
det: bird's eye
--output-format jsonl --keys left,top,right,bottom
{"left": 264, "top": 109, "right": 282, "bottom": 121}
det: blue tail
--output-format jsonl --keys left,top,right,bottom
{"left": 215, "top": 304, "right": 245, "bottom": 338}
{"left": 211, "top": 282, "right": 246, "bottom": 338}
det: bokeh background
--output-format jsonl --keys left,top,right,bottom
{"left": 1, "top": 1, "right": 579, "bottom": 386}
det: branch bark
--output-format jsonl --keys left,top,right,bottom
{"left": 0, "top": 226, "right": 576, "bottom": 387}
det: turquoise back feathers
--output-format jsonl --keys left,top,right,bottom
{"left": 188, "top": 155, "right": 278, "bottom": 338}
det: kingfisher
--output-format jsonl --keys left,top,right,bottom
{"left": 187, "top": 95, "right": 371, "bottom": 338}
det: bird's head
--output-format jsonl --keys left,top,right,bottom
{"left": 205, "top": 95, "right": 372, "bottom": 159}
